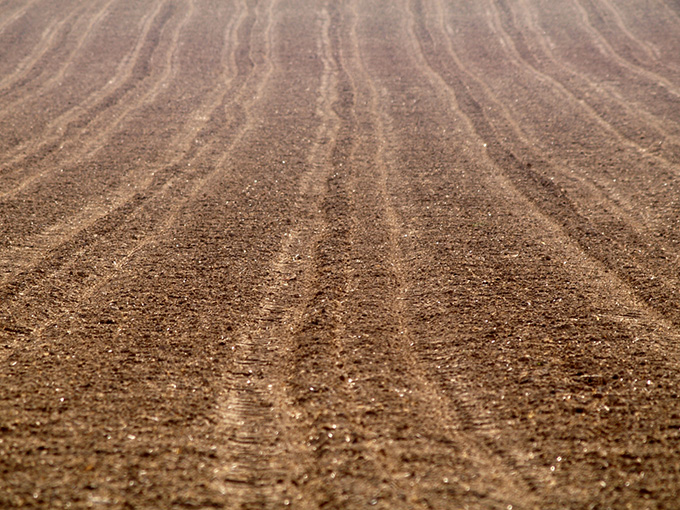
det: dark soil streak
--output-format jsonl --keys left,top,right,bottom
{"left": 2, "top": 0, "right": 680, "bottom": 508}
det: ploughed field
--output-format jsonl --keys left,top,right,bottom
{"left": 1, "top": 0, "right": 680, "bottom": 508}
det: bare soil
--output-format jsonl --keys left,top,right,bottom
{"left": 2, "top": 0, "right": 680, "bottom": 508}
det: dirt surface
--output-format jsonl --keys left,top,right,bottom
{"left": 2, "top": 0, "right": 680, "bottom": 508}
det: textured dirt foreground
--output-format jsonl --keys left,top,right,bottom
{"left": 2, "top": 0, "right": 680, "bottom": 508}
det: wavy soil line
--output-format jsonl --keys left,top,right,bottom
{"left": 2, "top": 0, "right": 680, "bottom": 508}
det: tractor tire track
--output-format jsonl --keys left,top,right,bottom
{"left": 3, "top": 1, "right": 680, "bottom": 508}
{"left": 214, "top": 6, "right": 341, "bottom": 503}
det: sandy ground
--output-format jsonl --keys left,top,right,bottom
{"left": 2, "top": 0, "right": 680, "bottom": 508}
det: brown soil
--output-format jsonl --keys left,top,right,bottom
{"left": 2, "top": 0, "right": 680, "bottom": 508}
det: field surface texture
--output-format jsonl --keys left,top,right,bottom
{"left": 2, "top": 0, "right": 680, "bottom": 508}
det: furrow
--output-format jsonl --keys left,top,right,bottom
{"left": 659, "top": 0, "right": 680, "bottom": 23}
{"left": 457, "top": 0, "right": 680, "bottom": 327}
{"left": 486, "top": 0, "right": 680, "bottom": 165}
{"left": 214, "top": 3, "right": 340, "bottom": 506}
{"left": 0, "top": 0, "right": 188, "bottom": 202}
{"left": 404, "top": 0, "right": 680, "bottom": 504}
{"left": 514, "top": 0, "right": 680, "bottom": 150}
{"left": 4, "top": 1, "right": 680, "bottom": 508}
{"left": 415, "top": 0, "right": 680, "bottom": 331}
{"left": 0, "top": 0, "right": 166, "bottom": 173}
{"left": 315, "top": 0, "right": 538, "bottom": 505}
{"left": 572, "top": 0, "right": 680, "bottom": 98}
{"left": 0, "top": 0, "right": 118, "bottom": 110}
{"left": 0, "top": 0, "right": 273, "bottom": 360}
{"left": 0, "top": 6, "right": 83, "bottom": 93}
{"left": 431, "top": 0, "right": 680, "bottom": 281}
{"left": 0, "top": 0, "right": 248, "bottom": 289}
{"left": 598, "top": 0, "right": 671, "bottom": 67}
{"left": 402, "top": 0, "right": 553, "bottom": 501}
{"left": 0, "top": 0, "right": 40, "bottom": 36}
{"left": 590, "top": 0, "right": 680, "bottom": 76}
